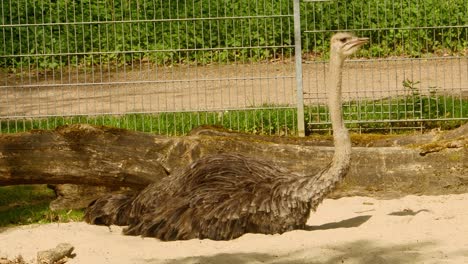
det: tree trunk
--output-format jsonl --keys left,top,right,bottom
{"left": 0, "top": 124, "right": 466, "bottom": 208}
{"left": 0, "top": 125, "right": 191, "bottom": 188}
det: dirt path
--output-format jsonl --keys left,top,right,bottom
{"left": 1, "top": 58, "right": 467, "bottom": 117}
{"left": 1, "top": 193, "right": 468, "bottom": 263}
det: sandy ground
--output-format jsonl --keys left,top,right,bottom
{"left": 1, "top": 194, "right": 468, "bottom": 264}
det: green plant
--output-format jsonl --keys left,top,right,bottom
{"left": 402, "top": 79, "right": 421, "bottom": 96}
{"left": 1, "top": 0, "right": 466, "bottom": 69}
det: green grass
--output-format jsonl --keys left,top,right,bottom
{"left": 307, "top": 95, "right": 467, "bottom": 132}
{"left": 347, "top": 95, "right": 467, "bottom": 122}
{"left": 0, "top": 107, "right": 299, "bottom": 136}
{"left": 0, "top": 185, "right": 83, "bottom": 227}
{"left": 3, "top": 94, "right": 465, "bottom": 135}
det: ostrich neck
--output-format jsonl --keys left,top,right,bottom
{"left": 328, "top": 54, "right": 351, "bottom": 154}
{"left": 280, "top": 53, "right": 351, "bottom": 208}
{"left": 310, "top": 53, "right": 351, "bottom": 205}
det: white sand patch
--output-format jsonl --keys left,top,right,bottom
{"left": 1, "top": 194, "right": 468, "bottom": 264}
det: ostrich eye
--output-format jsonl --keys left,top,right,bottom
{"left": 339, "top": 37, "right": 347, "bottom": 43}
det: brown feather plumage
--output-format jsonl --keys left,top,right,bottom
{"left": 120, "top": 153, "right": 312, "bottom": 240}
{"left": 84, "top": 192, "right": 136, "bottom": 226}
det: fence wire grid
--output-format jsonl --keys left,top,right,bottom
{"left": 302, "top": 0, "right": 468, "bottom": 132}
{"left": 1, "top": 0, "right": 467, "bottom": 135}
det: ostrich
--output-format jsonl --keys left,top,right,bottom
{"left": 84, "top": 32, "right": 369, "bottom": 241}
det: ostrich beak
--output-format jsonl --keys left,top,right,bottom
{"left": 349, "top": 37, "right": 369, "bottom": 48}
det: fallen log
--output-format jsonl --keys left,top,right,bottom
{"left": 37, "top": 243, "right": 74, "bottom": 264}
{"left": 0, "top": 125, "right": 178, "bottom": 188}
{"left": 0, "top": 124, "right": 466, "bottom": 209}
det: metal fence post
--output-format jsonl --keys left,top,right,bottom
{"left": 293, "top": 0, "right": 305, "bottom": 137}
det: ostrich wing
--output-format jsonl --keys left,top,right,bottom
{"left": 124, "top": 154, "right": 312, "bottom": 241}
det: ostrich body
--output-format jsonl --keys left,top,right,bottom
{"left": 85, "top": 33, "right": 368, "bottom": 241}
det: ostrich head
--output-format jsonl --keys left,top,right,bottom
{"left": 330, "top": 32, "right": 369, "bottom": 58}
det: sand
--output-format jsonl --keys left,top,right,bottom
{"left": 1, "top": 194, "right": 468, "bottom": 264}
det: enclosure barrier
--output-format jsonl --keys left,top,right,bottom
{"left": 1, "top": 0, "right": 467, "bottom": 135}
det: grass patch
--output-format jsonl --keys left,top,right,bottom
{"left": 0, "top": 185, "right": 83, "bottom": 227}
{"left": 0, "top": 95, "right": 467, "bottom": 135}
{"left": 0, "top": 107, "right": 298, "bottom": 136}
{"left": 307, "top": 95, "right": 467, "bottom": 132}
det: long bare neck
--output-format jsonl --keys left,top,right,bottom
{"left": 279, "top": 51, "right": 351, "bottom": 209}
{"left": 327, "top": 54, "right": 351, "bottom": 169}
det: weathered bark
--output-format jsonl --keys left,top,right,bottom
{"left": 0, "top": 124, "right": 466, "bottom": 208}
{"left": 0, "top": 125, "right": 191, "bottom": 188}
{"left": 36, "top": 243, "right": 74, "bottom": 264}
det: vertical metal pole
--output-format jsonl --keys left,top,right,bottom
{"left": 293, "top": 0, "right": 305, "bottom": 137}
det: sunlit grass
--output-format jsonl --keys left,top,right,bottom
{"left": 0, "top": 185, "right": 83, "bottom": 227}
{"left": 3, "top": 95, "right": 465, "bottom": 135}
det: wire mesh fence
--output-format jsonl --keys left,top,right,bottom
{"left": 1, "top": 0, "right": 467, "bottom": 135}
{"left": 0, "top": 0, "right": 298, "bottom": 135}
{"left": 302, "top": 0, "right": 468, "bottom": 132}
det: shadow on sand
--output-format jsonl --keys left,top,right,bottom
{"left": 150, "top": 240, "right": 452, "bottom": 264}
{"left": 304, "top": 215, "right": 372, "bottom": 231}
{"left": 144, "top": 215, "right": 468, "bottom": 264}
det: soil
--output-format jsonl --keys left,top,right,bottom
{"left": 1, "top": 58, "right": 467, "bottom": 117}
{"left": 1, "top": 194, "right": 468, "bottom": 263}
